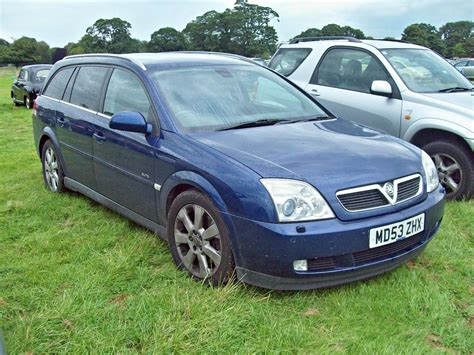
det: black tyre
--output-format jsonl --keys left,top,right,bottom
{"left": 25, "top": 95, "right": 33, "bottom": 109}
{"left": 12, "top": 93, "right": 20, "bottom": 106}
{"left": 41, "top": 140, "right": 66, "bottom": 193}
{"left": 167, "top": 189, "right": 235, "bottom": 285}
{"left": 423, "top": 140, "right": 473, "bottom": 200}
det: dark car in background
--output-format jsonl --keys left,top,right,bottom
{"left": 11, "top": 64, "right": 52, "bottom": 108}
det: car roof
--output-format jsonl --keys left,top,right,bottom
{"left": 22, "top": 64, "right": 53, "bottom": 70}
{"left": 280, "top": 38, "right": 426, "bottom": 51}
{"left": 63, "top": 52, "right": 255, "bottom": 71}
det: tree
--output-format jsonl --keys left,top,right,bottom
{"left": 84, "top": 18, "right": 135, "bottom": 53}
{"left": 231, "top": 1, "right": 279, "bottom": 57}
{"left": 321, "top": 24, "right": 365, "bottom": 39}
{"left": 401, "top": 23, "right": 445, "bottom": 54}
{"left": 183, "top": 2, "right": 279, "bottom": 58}
{"left": 0, "top": 37, "right": 50, "bottom": 65}
{"left": 293, "top": 24, "right": 365, "bottom": 41}
{"left": 149, "top": 27, "right": 187, "bottom": 52}
{"left": 183, "top": 11, "right": 222, "bottom": 52}
{"left": 293, "top": 28, "right": 321, "bottom": 39}
{"left": 50, "top": 48, "right": 67, "bottom": 63}
{"left": 439, "top": 21, "right": 473, "bottom": 57}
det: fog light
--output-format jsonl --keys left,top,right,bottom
{"left": 293, "top": 259, "right": 308, "bottom": 271}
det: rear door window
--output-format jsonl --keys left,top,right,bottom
{"left": 269, "top": 48, "right": 312, "bottom": 76}
{"left": 70, "top": 66, "right": 109, "bottom": 111}
{"left": 43, "top": 67, "right": 75, "bottom": 100}
{"left": 34, "top": 69, "right": 50, "bottom": 82}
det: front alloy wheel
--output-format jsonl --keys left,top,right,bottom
{"left": 423, "top": 140, "right": 473, "bottom": 200}
{"left": 433, "top": 153, "right": 462, "bottom": 195}
{"left": 174, "top": 204, "right": 222, "bottom": 278}
{"left": 168, "top": 189, "right": 234, "bottom": 285}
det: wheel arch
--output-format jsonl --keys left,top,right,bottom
{"left": 159, "top": 171, "right": 242, "bottom": 265}
{"left": 38, "top": 128, "right": 68, "bottom": 175}
{"left": 409, "top": 128, "right": 472, "bottom": 154}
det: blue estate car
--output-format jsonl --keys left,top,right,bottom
{"left": 33, "top": 53, "right": 445, "bottom": 290}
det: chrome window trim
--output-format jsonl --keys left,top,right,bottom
{"left": 336, "top": 173, "right": 423, "bottom": 213}
{"left": 61, "top": 99, "right": 98, "bottom": 114}
{"left": 41, "top": 95, "right": 98, "bottom": 115}
{"left": 97, "top": 112, "right": 111, "bottom": 119}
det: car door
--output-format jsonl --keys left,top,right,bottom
{"left": 13, "top": 69, "right": 28, "bottom": 101}
{"left": 53, "top": 65, "right": 110, "bottom": 190}
{"left": 305, "top": 47, "right": 403, "bottom": 137}
{"left": 92, "top": 67, "right": 158, "bottom": 222}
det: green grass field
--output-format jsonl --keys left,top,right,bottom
{"left": 0, "top": 66, "right": 472, "bottom": 353}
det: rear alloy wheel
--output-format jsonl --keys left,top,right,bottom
{"left": 423, "top": 140, "right": 473, "bottom": 200}
{"left": 168, "top": 190, "right": 234, "bottom": 285}
{"left": 41, "top": 141, "right": 66, "bottom": 193}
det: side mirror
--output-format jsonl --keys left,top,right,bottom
{"left": 370, "top": 80, "right": 393, "bottom": 97}
{"left": 109, "top": 111, "right": 152, "bottom": 134}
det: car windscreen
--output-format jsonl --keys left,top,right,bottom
{"left": 150, "top": 64, "right": 327, "bottom": 132}
{"left": 381, "top": 48, "right": 472, "bottom": 93}
{"left": 268, "top": 48, "right": 312, "bottom": 76}
{"left": 33, "top": 69, "right": 50, "bottom": 82}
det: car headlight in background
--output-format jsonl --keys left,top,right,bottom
{"left": 261, "top": 179, "right": 335, "bottom": 222}
{"left": 421, "top": 150, "right": 439, "bottom": 193}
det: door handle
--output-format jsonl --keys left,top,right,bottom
{"left": 310, "top": 88, "right": 321, "bottom": 96}
{"left": 93, "top": 131, "right": 106, "bottom": 143}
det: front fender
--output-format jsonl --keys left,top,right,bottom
{"left": 403, "top": 117, "right": 473, "bottom": 144}
{"left": 159, "top": 170, "right": 230, "bottom": 223}
{"left": 158, "top": 170, "right": 242, "bottom": 265}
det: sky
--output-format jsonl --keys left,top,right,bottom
{"left": 0, "top": 0, "right": 473, "bottom": 47}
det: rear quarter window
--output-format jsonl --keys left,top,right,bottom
{"left": 43, "top": 67, "right": 75, "bottom": 100}
{"left": 269, "top": 48, "right": 312, "bottom": 76}
{"left": 70, "top": 66, "right": 109, "bottom": 111}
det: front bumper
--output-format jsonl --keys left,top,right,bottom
{"left": 229, "top": 187, "right": 445, "bottom": 290}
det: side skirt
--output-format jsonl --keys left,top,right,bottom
{"left": 64, "top": 177, "right": 167, "bottom": 240}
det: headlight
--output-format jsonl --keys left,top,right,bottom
{"left": 261, "top": 179, "right": 335, "bottom": 222}
{"left": 421, "top": 150, "right": 439, "bottom": 192}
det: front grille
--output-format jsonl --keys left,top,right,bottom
{"left": 336, "top": 174, "right": 422, "bottom": 212}
{"left": 353, "top": 233, "right": 423, "bottom": 264}
{"left": 306, "top": 233, "right": 423, "bottom": 272}
{"left": 397, "top": 176, "right": 421, "bottom": 202}
{"left": 337, "top": 189, "right": 387, "bottom": 211}
{"left": 307, "top": 257, "right": 337, "bottom": 271}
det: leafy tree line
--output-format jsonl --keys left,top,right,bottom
{"left": 0, "top": 0, "right": 472, "bottom": 66}
{"left": 293, "top": 21, "right": 473, "bottom": 58}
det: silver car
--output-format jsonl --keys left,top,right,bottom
{"left": 270, "top": 37, "right": 474, "bottom": 199}
{"left": 454, "top": 58, "right": 474, "bottom": 82}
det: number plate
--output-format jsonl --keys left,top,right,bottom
{"left": 369, "top": 213, "right": 425, "bottom": 249}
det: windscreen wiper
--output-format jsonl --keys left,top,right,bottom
{"left": 276, "top": 115, "right": 335, "bottom": 125}
{"left": 437, "top": 87, "right": 473, "bottom": 93}
{"left": 218, "top": 119, "right": 287, "bottom": 131}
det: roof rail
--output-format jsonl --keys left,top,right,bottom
{"left": 289, "top": 36, "right": 362, "bottom": 44}
{"left": 63, "top": 53, "right": 147, "bottom": 70}
{"left": 176, "top": 51, "right": 258, "bottom": 65}
{"left": 370, "top": 38, "right": 409, "bottom": 43}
